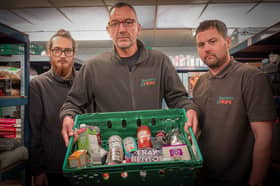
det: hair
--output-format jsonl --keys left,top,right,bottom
{"left": 195, "top": 20, "right": 228, "bottom": 38}
{"left": 108, "top": 2, "right": 137, "bottom": 18}
{"left": 47, "top": 29, "right": 77, "bottom": 52}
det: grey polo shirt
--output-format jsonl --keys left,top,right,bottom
{"left": 193, "top": 60, "right": 277, "bottom": 185}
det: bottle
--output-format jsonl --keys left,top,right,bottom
{"left": 137, "top": 125, "right": 152, "bottom": 149}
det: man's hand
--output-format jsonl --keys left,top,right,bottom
{"left": 184, "top": 109, "right": 199, "bottom": 137}
{"left": 61, "top": 116, "right": 75, "bottom": 147}
{"left": 33, "top": 173, "right": 48, "bottom": 186}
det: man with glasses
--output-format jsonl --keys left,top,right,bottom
{"left": 29, "top": 29, "right": 76, "bottom": 185}
{"left": 60, "top": 2, "right": 200, "bottom": 147}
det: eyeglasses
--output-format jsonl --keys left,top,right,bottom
{"left": 51, "top": 47, "right": 74, "bottom": 57}
{"left": 108, "top": 19, "right": 136, "bottom": 29}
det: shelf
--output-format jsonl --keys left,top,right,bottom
{"left": 0, "top": 22, "right": 30, "bottom": 185}
{"left": 0, "top": 55, "right": 83, "bottom": 63}
{"left": 176, "top": 67, "right": 208, "bottom": 73}
{"left": 230, "top": 22, "right": 280, "bottom": 63}
{"left": 0, "top": 97, "right": 27, "bottom": 107}
{"left": 0, "top": 23, "right": 28, "bottom": 44}
{"left": 0, "top": 160, "right": 26, "bottom": 176}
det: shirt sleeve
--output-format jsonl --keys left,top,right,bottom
{"left": 29, "top": 80, "right": 44, "bottom": 175}
{"left": 59, "top": 63, "right": 93, "bottom": 121}
{"left": 243, "top": 69, "right": 277, "bottom": 122}
{"left": 162, "top": 55, "right": 201, "bottom": 115}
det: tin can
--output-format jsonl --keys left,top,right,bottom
{"left": 123, "top": 136, "right": 137, "bottom": 153}
{"left": 108, "top": 135, "right": 123, "bottom": 163}
{"left": 137, "top": 125, "right": 152, "bottom": 149}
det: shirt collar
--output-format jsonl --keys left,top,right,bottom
{"left": 50, "top": 67, "right": 76, "bottom": 85}
{"left": 208, "top": 58, "right": 237, "bottom": 79}
{"left": 111, "top": 40, "right": 148, "bottom": 65}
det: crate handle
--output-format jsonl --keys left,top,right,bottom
{"left": 122, "top": 119, "right": 127, "bottom": 128}
{"left": 188, "top": 127, "right": 203, "bottom": 161}
{"left": 151, "top": 118, "right": 156, "bottom": 126}
{"left": 107, "top": 120, "right": 112, "bottom": 128}
{"left": 137, "top": 119, "right": 141, "bottom": 126}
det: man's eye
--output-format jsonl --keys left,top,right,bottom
{"left": 209, "top": 39, "right": 216, "bottom": 44}
{"left": 53, "top": 48, "right": 61, "bottom": 52}
{"left": 197, "top": 43, "right": 204, "bottom": 48}
{"left": 65, "top": 49, "right": 73, "bottom": 53}
{"left": 110, "top": 22, "right": 119, "bottom": 26}
{"left": 125, "top": 20, "right": 134, "bottom": 25}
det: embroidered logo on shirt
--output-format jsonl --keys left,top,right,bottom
{"left": 216, "top": 96, "right": 234, "bottom": 104}
{"left": 141, "top": 78, "right": 156, "bottom": 87}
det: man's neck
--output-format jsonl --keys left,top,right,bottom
{"left": 116, "top": 45, "right": 138, "bottom": 58}
{"left": 210, "top": 57, "right": 231, "bottom": 76}
{"left": 53, "top": 67, "right": 73, "bottom": 80}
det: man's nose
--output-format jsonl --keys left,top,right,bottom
{"left": 118, "top": 23, "right": 127, "bottom": 32}
{"left": 60, "top": 51, "right": 67, "bottom": 57}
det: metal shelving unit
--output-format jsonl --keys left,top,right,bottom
{"left": 0, "top": 22, "right": 30, "bottom": 185}
{"left": 230, "top": 22, "right": 280, "bottom": 63}
{"left": 230, "top": 22, "right": 280, "bottom": 180}
{"left": 176, "top": 66, "right": 208, "bottom": 73}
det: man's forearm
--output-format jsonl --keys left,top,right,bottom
{"left": 249, "top": 137, "right": 271, "bottom": 185}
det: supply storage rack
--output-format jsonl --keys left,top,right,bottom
{"left": 230, "top": 21, "right": 280, "bottom": 63}
{"left": 63, "top": 109, "right": 203, "bottom": 186}
{"left": 0, "top": 22, "right": 30, "bottom": 185}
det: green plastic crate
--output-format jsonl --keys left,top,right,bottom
{"left": 63, "top": 109, "right": 203, "bottom": 186}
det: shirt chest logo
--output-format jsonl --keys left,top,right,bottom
{"left": 141, "top": 78, "right": 156, "bottom": 87}
{"left": 216, "top": 96, "right": 234, "bottom": 104}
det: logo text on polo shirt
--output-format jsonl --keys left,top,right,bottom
{"left": 141, "top": 78, "right": 156, "bottom": 87}
{"left": 216, "top": 96, "right": 234, "bottom": 104}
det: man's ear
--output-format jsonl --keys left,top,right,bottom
{"left": 137, "top": 23, "right": 142, "bottom": 36}
{"left": 47, "top": 49, "right": 51, "bottom": 57}
{"left": 226, "top": 36, "right": 231, "bottom": 49}
{"left": 106, "top": 26, "right": 112, "bottom": 39}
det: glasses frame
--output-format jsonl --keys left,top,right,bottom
{"left": 50, "top": 47, "right": 74, "bottom": 57}
{"left": 108, "top": 18, "right": 136, "bottom": 29}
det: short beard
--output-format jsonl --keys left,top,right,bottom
{"left": 204, "top": 46, "right": 229, "bottom": 70}
{"left": 206, "top": 56, "right": 225, "bottom": 69}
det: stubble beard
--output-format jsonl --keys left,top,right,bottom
{"left": 205, "top": 55, "right": 225, "bottom": 69}
{"left": 204, "top": 47, "right": 229, "bottom": 70}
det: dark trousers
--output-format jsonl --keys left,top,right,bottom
{"left": 46, "top": 173, "right": 71, "bottom": 186}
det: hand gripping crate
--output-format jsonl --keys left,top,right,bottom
{"left": 63, "top": 109, "right": 203, "bottom": 186}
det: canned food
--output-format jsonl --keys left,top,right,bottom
{"left": 108, "top": 135, "right": 123, "bottom": 163}
{"left": 137, "top": 125, "right": 152, "bottom": 149}
{"left": 123, "top": 136, "right": 137, "bottom": 153}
